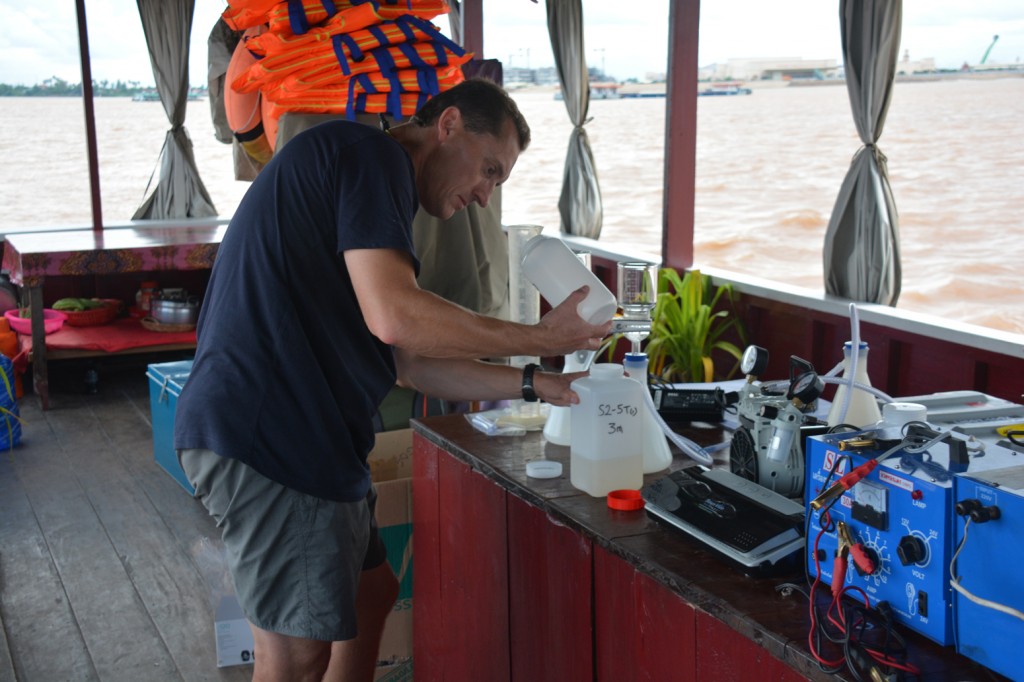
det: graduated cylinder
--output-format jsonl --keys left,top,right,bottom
{"left": 570, "top": 363, "right": 643, "bottom": 497}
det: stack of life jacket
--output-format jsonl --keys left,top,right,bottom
{"left": 221, "top": 0, "right": 471, "bottom": 164}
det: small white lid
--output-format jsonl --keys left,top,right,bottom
{"left": 526, "top": 460, "right": 563, "bottom": 478}
{"left": 882, "top": 401, "right": 928, "bottom": 426}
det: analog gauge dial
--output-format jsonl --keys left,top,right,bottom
{"left": 788, "top": 370, "right": 824, "bottom": 404}
{"left": 741, "top": 345, "right": 769, "bottom": 376}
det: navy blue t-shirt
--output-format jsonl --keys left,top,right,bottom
{"left": 174, "top": 120, "right": 419, "bottom": 502}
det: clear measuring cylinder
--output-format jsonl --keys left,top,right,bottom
{"left": 506, "top": 224, "right": 542, "bottom": 368}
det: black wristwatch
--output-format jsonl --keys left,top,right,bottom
{"left": 521, "top": 363, "right": 540, "bottom": 402}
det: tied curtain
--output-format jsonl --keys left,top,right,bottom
{"left": 546, "top": 0, "right": 603, "bottom": 238}
{"left": 447, "top": 0, "right": 463, "bottom": 46}
{"left": 134, "top": 0, "right": 217, "bottom": 219}
{"left": 822, "top": 0, "right": 902, "bottom": 306}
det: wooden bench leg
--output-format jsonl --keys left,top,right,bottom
{"left": 28, "top": 285, "right": 49, "bottom": 411}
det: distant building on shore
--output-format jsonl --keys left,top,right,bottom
{"left": 699, "top": 52, "right": 943, "bottom": 82}
{"left": 699, "top": 57, "right": 841, "bottom": 82}
{"left": 896, "top": 50, "right": 937, "bottom": 75}
{"left": 504, "top": 65, "right": 560, "bottom": 87}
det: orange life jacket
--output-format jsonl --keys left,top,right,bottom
{"left": 223, "top": 0, "right": 447, "bottom": 35}
{"left": 224, "top": 26, "right": 274, "bottom": 164}
{"left": 233, "top": 15, "right": 465, "bottom": 95}
{"left": 264, "top": 91, "right": 431, "bottom": 119}
{"left": 246, "top": 3, "right": 447, "bottom": 58}
{"left": 270, "top": 0, "right": 446, "bottom": 35}
{"left": 264, "top": 63, "right": 464, "bottom": 119}
{"left": 221, "top": 0, "right": 277, "bottom": 32}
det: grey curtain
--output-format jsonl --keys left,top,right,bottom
{"left": 546, "top": 0, "right": 602, "bottom": 238}
{"left": 207, "top": 18, "right": 237, "bottom": 145}
{"left": 133, "top": 0, "right": 217, "bottom": 219}
{"left": 447, "top": 0, "right": 463, "bottom": 46}
{"left": 822, "top": 0, "right": 902, "bottom": 305}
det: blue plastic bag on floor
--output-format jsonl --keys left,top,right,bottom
{"left": 0, "top": 354, "right": 22, "bottom": 450}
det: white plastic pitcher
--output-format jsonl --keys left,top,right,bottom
{"left": 520, "top": 235, "right": 618, "bottom": 325}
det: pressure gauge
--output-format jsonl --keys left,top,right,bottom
{"left": 740, "top": 345, "right": 769, "bottom": 376}
{"left": 788, "top": 370, "right": 824, "bottom": 404}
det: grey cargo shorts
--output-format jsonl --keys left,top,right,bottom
{"left": 179, "top": 448, "right": 388, "bottom": 641}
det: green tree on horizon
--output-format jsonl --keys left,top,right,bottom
{"left": 0, "top": 76, "right": 207, "bottom": 97}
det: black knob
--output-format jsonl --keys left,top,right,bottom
{"left": 897, "top": 535, "right": 927, "bottom": 566}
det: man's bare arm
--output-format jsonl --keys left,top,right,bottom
{"left": 345, "top": 247, "right": 611, "bottom": 359}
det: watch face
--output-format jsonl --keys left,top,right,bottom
{"left": 741, "top": 345, "right": 768, "bottom": 375}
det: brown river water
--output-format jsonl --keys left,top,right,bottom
{"left": 1, "top": 76, "right": 1021, "bottom": 334}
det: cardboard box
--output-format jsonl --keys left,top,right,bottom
{"left": 146, "top": 360, "right": 195, "bottom": 494}
{"left": 375, "top": 658, "right": 414, "bottom": 681}
{"left": 214, "top": 594, "right": 256, "bottom": 667}
{"left": 368, "top": 428, "right": 414, "bottom": 678}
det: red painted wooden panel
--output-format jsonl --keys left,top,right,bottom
{"left": 507, "top": 495, "right": 593, "bottom": 681}
{"left": 413, "top": 438, "right": 511, "bottom": 681}
{"left": 695, "top": 610, "right": 809, "bottom": 682}
{"left": 438, "top": 451, "right": 511, "bottom": 681}
{"left": 594, "top": 545, "right": 697, "bottom": 681}
{"left": 412, "top": 435, "right": 443, "bottom": 680}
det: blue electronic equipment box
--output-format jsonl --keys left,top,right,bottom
{"left": 951, "top": 464, "right": 1024, "bottom": 682}
{"left": 805, "top": 432, "right": 957, "bottom": 644}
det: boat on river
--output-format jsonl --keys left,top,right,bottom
{"left": 554, "top": 81, "right": 622, "bottom": 100}
{"left": 697, "top": 81, "right": 752, "bottom": 96}
{"left": 132, "top": 88, "right": 203, "bottom": 102}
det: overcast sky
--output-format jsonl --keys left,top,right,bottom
{"left": 0, "top": 0, "right": 1020, "bottom": 86}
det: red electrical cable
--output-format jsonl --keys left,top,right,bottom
{"left": 808, "top": 525, "right": 845, "bottom": 668}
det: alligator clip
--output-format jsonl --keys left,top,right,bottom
{"left": 832, "top": 522, "right": 852, "bottom": 597}
{"left": 810, "top": 459, "right": 879, "bottom": 511}
{"left": 838, "top": 437, "right": 876, "bottom": 451}
{"left": 837, "top": 521, "right": 876, "bottom": 576}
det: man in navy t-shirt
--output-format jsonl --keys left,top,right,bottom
{"left": 175, "top": 78, "right": 610, "bottom": 681}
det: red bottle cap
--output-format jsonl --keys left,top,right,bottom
{"left": 607, "top": 489, "right": 644, "bottom": 511}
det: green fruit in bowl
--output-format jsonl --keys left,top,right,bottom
{"left": 53, "top": 298, "right": 108, "bottom": 312}
{"left": 53, "top": 298, "right": 85, "bottom": 312}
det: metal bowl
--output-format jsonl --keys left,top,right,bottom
{"left": 150, "top": 298, "right": 199, "bottom": 325}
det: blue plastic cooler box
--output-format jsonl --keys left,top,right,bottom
{"left": 147, "top": 360, "right": 195, "bottom": 494}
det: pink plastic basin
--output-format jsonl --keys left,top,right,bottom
{"left": 4, "top": 308, "right": 67, "bottom": 335}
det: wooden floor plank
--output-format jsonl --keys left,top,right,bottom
{"left": 0, "top": 603, "right": 15, "bottom": 681}
{"left": 0, "top": 450, "right": 99, "bottom": 681}
{"left": 1, "top": 358, "right": 252, "bottom": 681}
{"left": 20, "top": 411, "right": 180, "bottom": 681}
{"left": 81, "top": 385, "right": 249, "bottom": 681}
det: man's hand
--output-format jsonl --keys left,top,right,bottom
{"left": 534, "top": 369, "right": 590, "bottom": 407}
{"left": 535, "top": 286, "right": 613, "bottom": 355}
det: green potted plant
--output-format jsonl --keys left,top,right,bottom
{"left": 616, "top": 268, "right": 746, "bottom": 383}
